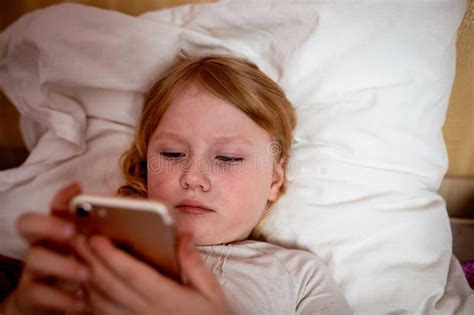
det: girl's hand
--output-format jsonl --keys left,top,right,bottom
{"left": 73, "top": 233, "right": 230, "bottom": 315}
{"left": 1, "top": 182, "right": 90, "bottom": 315}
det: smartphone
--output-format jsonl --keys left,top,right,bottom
{"left": 69, "top": 194, "right": 179, "bottom": 280}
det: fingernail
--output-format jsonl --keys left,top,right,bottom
{"left": 62, "top": 225, "right": 74, "bottom": 237}
{"left": 77, "top": 267, "right": 89, "bottom": 281}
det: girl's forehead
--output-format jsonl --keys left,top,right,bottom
{"left": 160, "top": 86, "right": 251, "bottom": 130}
{"left": 152, "top": 92, "right": 272, "bottom": 148}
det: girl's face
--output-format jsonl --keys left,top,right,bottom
{"left": 147, "top": 82, "right": 284, "bottom": 245}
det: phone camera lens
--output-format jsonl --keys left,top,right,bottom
{"left": 76, "top": 203, "right": 92, "bottom": 217}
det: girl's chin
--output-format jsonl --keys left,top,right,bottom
{"left": 174, "top": 217, "right": 250, "bottom": 245}
{"left": 175, "top": 221, "right": 210, "bottom": 242}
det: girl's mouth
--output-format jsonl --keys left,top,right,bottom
{"left": 176, "top": 205, "right": 213, "bottom": 215}
{"left": 176, "top": 199, "right": 214, "bottom": 215}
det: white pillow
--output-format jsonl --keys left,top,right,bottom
{"left": 0, "top": 1, "right": 472, "bottom": 314}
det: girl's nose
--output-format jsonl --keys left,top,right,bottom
{"left": 179, "top": 158, "right": 211, "bottom": 192}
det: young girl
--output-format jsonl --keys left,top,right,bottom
{"left": 0, "top": 54, "right": 353, "bottom": 314}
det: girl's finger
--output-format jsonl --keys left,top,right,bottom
{"left": 64, "top": 288, "right": 94, "bottom": 315}
{"left": 72, "top": 235, "right": 146, "bottom": 309}
{"left": 50, "top": 182, "right": 82, "bottom": 216}
{"left": 17, "top": 281, "right": 87, "bottom": 314}
{"left": 178, "top": 234, "right": 226, "bottom": 304}
{"left": 24, "top": 246, "right": 89, "bottom": 284}
{"left": 88, "top": 235, "right": 178, "bottom": 298}
{"left": 17, "top": 212, "right": 76, "bottom": 245}
{"left": 86, "top": 284, "right": 130, "bottom": 315}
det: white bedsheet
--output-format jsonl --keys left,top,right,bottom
{"left": 0, "top": 1, "right": 472, "bottom": 314}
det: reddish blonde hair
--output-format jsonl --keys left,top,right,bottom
{"left": 117, "top": 53, "right": 296, "bottom": 236}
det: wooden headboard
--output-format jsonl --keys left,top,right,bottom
{"left": 0, "top": 0, "right": 473, "bottom": 217}
{"left": 444, "top": 0, "right": 474, "bottom": 177}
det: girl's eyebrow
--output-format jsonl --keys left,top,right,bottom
{"left": 152, "top": 131, "right": 188, "bottom": 143}
{"left": 152, "top": 131, "right": 254, "bottom": 147}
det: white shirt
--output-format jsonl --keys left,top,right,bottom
{"left": 198, "top": 240, "right": 353, "bottom": 315}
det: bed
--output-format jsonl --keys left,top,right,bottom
{"left": 0, "top": 0, "right": 473, "bottom": 314}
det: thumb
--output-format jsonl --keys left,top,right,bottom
{"left": 178, "top": 234, "right": 225, "bottom": 302}
{"left": 51, "top": 181, "right": 82, "bottom": 218}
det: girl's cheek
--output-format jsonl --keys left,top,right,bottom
{"left": 147, "top": 157, "right": 162, "bottom": 175}
{"left": 148, "top": 170, "right": 175, "bottom": 199}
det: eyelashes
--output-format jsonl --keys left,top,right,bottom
{"left": 159, "top": 152, "right": 244, "bottom": 164}
{"left": 216, "top": 156, "right": 244, "bottom": 163}
{"left": 160, "top": 152, "right": 183, "bottom": 159}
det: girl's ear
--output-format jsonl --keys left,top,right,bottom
{"left": 268, "top": 158, "right": 285, "bottom": 202}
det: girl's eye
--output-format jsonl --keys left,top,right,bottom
{"left": 216, "top": 156, "right": 243, "bottom": 163}
{"left": 160, "top": 152, "right": 184, "bottom": 159}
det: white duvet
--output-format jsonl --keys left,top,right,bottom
{"left": 0, "top": 1, "right": 473, "bottom": 314}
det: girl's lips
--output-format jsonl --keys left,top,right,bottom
{"left": 176, "top": 199, "right": 214, "bottom": 215}
{"left": 176, "top": 205, "right": 213, "bottom": 215}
